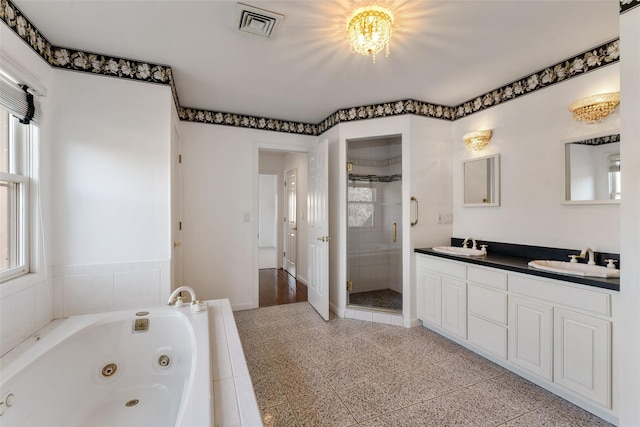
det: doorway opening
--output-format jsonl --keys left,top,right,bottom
{"left": 346, "top": 136, "right": 403, "bottom": 312}
{"left": 258, "top": 149, "right": 308, "bottom": 307}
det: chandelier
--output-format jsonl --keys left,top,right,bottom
{"left": 569, "top": 92, "right": 620, "bottom": 124}
{"left": 347, "top": 6, "right": 394, "bottom": 63}
{"left": 463, "top": 130, "right": 493, "bottom": 151}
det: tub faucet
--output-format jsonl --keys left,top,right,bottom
{"left": 578, "top": 247, "right": 596, "bottom": 265}
{"left": 462, "top": 237, "right": 477, "bottom": 249}
{"left": 168, "top": 286, "right": 197, "bottom": 306}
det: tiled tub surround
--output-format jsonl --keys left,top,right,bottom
{"left": 234, "top": 302, "right": 612, "bottom": 426}
{"left": 416, "top": 239, "right": 620, "bottom": 291}
{"left": 415, "top": 244, "right": 618, "bottom": 424}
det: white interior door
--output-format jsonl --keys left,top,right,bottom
{"left": 283, "top": 168, "right": 297, "bottom": 277}
{"left": 170, "top": 126, "right": 183, "bottom": 290}
{"left": 307, "top": 139, "right": 329, "bottom": 320}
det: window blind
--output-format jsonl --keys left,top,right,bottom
{"left": 0, "top": 76, "right": 41, "bottom": 125}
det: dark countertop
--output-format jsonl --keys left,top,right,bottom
{"left": 415, "top": 248, "right": 620, "bottom": 292}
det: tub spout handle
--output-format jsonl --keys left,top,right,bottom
{"left": 168, "top": 286, "right": 197, "bottom": 306}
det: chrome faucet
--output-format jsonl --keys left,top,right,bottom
{"left": 462, "top": 237, "right": 477, "bottom": 249}
{"left": 578, "top": 247, "right": 596, "bottom": 265}
{"left": 168, "top": 286, "right": 197, "bottom": 306}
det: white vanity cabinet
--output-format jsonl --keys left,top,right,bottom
{"left": 509, "top": 273, "right": 613, "bottom": 409}
{"left": 508, "top": 295, "right": 553, "bottom": 380}
{"left": 415, "top": 253, "right": 617, "bottom": 421}
{"left": 416, "top": 256, "right": 467, "bottom": 339}
{"left": 467, "top": 266, "right": 508, "bottom": 360}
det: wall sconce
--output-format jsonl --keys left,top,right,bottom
{"left": 347, "top": 6, "right": 394, "bottom": 63}
{"left": 569, "top": 92, "right": 620, "bottom": 124}
{"left": 463, "top": 130, "right": 492, "bottom": 151}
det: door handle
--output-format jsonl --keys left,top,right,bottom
{"left": 411, "top": 196, "right": 419, "bottom": 227}
{"left": 316, "top": 236, "right": 331, "bottom": 242}
{"left": 173, "top": 241, "right": 181, "bottom": 248}
{"left": 392, "top": 222, "right": 397, "bottom": 243}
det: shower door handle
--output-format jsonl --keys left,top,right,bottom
{"left": 392, "top": 222, "right": 397, "bottom": 243}
{"left": 411, "top": 196, "right": 419, "bottom": 227}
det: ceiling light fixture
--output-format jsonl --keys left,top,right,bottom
{"left": 347, "top": 6, "right": 394, "bottom": 63}
{"left": 569, "top": 92, "right": 620, "bottom": 124}
{"left": 463, "top": 130, "right": 492, "bottom": 151}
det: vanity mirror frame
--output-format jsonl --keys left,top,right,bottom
{"left": 462, "top": 153, "right": 500, "bottom": 207}
{"left": 563, "top": 132, "right": 621, "bottom": 205}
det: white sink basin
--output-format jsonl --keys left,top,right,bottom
{"left": 432, "top": 246, "right": 486, "bottom": 257}
{"left": 528, "top": 260, "right": 620, "bottom": 278}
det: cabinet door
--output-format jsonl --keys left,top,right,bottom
{"left": 417, "top": 268, "right": 441, "bottom": 325}
{"left": 509, "top": 296, "right": 553, "bottom": 380}
{"left": 554, "top": 308, "right": 611, "bottom": 408}
{"left": 441, "top": 277, "right": 467, "bottom": 339}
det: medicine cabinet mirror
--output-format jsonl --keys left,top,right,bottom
{"left": 564, "top": 133, "right": 620, "bottom": 204}
{"left": 463, "top": 154, "right": 500, "bottom": 207}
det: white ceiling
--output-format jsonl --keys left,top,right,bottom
{"left": 13, "top": 0, "right": 619, "bottom": 124}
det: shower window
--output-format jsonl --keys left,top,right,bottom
{"left": 348, "top": 186, "right": 376, "bottom": 227}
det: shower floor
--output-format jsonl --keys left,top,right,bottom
{"left": 348, "top": 288, "right": 402, "bottom": 311}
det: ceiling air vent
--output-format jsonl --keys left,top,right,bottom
{"left": 236, "top": 3, "right": 284, "bottom": 39}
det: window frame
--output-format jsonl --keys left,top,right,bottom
{"left": 347, "top": 185, "right": 376, "bottom": 228}
{"left": 0, "top": 110, "right": 33, "bottom": 283}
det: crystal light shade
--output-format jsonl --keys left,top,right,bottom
{"left": 463, "top": 130, "right": 492, "bottom": 151}
{"left": 569, "top": 92, "right": 620, "bottom": 124}
{"left": 347, "top": 6, "right": 394, "bottom": 63}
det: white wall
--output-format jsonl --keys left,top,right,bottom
{"left": 452, "top": 64, "right": 620, "bottom": 253}
{"left": 0, "top": 24, "right": 54, "bottom": 355}
{"left": 180, "top": 121, "right": 314, "bottom": 310}
{"left": 618, "top": 7, "right": 640, "bottom": 426}
{"left": 49, "top": 70, "right": 174, "bottom": 317}
{"left": 258, "top": 174, "right": 277, "bottom": 248}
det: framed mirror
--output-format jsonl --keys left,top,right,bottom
{"left": 463, "top": 154, "right": 500, "bottom": 207}
{"left": 564, "top": 133, "right": 620, "bottom": 204}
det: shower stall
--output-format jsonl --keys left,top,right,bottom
{"left": 346, "top": 136, "right": 403, "bottom": 312}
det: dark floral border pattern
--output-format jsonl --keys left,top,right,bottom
{"left": 451, "top": 39, "right": 619, "bottom": 121}
{"left": 316, "top": 100, "right": 456, "bottom": 134}
{"left": 178, "top": 107, "right": 318, "bottom": 135}
{"left": 574, "top": 134, "right": 620, "bottom": 146}
{"left": 621, "top": 0, "right": 640, "bottom": 14}
{"left": 0, "top": 0, "right": 627, "bottom": 137}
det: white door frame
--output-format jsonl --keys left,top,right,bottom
{"left": 252, "top": 142, "right": 312, "bottom": 309}
{"left": 170, "top": 124, "right": 183, "bottom": 292}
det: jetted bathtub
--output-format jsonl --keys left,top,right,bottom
{"left": 0, "top": 305, "right": 212, "bottom": 427}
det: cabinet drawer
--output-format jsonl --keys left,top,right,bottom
{"left": 468, "top": 266, "right": 507, "bottom": 290}
{"left": 468, "top": 284, "right": 507, "bottom": 325}
{"left": 468, "top": 315, "right": 507, "bottom": 359}
{"left": 422, "top": 256, "right": 467, "bottom": 279}
{"left": 510, "top": 274, "right": 611, "bottom": 316}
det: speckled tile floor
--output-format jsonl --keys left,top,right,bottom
{"left": 234, "top": 302, "right": 613, "bottom": 427}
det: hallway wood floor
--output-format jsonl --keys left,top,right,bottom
{"left": 259, "top": 268, "right": 308, "bottom": 307}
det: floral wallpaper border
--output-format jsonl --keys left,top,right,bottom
{"left": 0, "top": 0, "right": 628, "bottom": 137}
{"left": 573, "top": 134, "right": 620, "bottom": 146}
{"left": 621, "top": 0, "right": 640, "bottom": 14}
{"left": 178, "top": 107, "right": 318, "bottom": 135}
